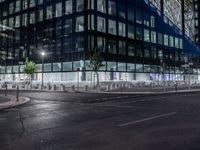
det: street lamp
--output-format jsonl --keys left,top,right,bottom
{"left": 41, "top": 52, "right": 45, "bottom": 89}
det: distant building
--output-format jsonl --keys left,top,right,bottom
{"left": 0, "top": 0, "right": 200, "bottom": 82}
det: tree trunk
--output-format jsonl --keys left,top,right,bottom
{"left": 96, "top": 72, "right": 99, "bottom": 86}
{"left": 30, "top": 74, "right": 32, "bottom": 89}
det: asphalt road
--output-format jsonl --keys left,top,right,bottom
{"left": 1, "top": 91, "right": 200, "bottom": 150}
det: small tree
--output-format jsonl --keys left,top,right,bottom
{"left": 89, "top": 48, "right": 103, "bottom": 87}
{"left": 24, "top": 57, "right": 36, "bottom": 87}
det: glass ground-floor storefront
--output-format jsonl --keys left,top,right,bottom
{"left": 0, "top": 60, "right": 199, "bottom": 82}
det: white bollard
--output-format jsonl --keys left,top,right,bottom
{"left": 106, "top": 85, "right": 110, "bottom": 91}
{"left": 60, "top": 84, "right": 65, "bottom": 91}
{"left": 52, "top": 85, "right": 56, "bottom": 91}
{"left": 47, "top": 84, "right": 51, "bottom": 90}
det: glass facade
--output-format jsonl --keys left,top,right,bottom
{"left": 0, "top": 0, "right": 200, "bottom": 82}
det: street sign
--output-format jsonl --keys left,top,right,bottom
{"left": 77, "top": 68, "right": 80, "bottom": 72}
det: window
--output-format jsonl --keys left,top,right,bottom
{"left": 38, "top": 0, "right": 43, "bottom": 5}
{"left": 64, "top": 19, "right": 72, "bottom": 36}
{"left": 128, "top": 44, "right": 135, "bottom": 56}
{"left": 144, "top": 48, "right": 150, "bottom": 58}
{"left": 151, "top": 31, "right": 156, "bottom": 43}
{"left": 63, "top": 62, "right": 72, "bottom": 71}
{"left": 9, "top": 2, "right": 14, "bottom": 14}
{"left": 22, "top": 13, "right": 28, "bottom": 26}
{"left": 46, "top": 6, "right": 53, "bottom": 20}
{"left": 179, "top": 38, "right": 183, "bottom": 49}
{"left": 144, "top": 29, "right": 150, "bottom": 42}
{"left": 30, "top": 0, "right": 36, "bottom": 7}
{"left": 88, "top": 15, "right": 94, "bottom": 30}
{"left": 76, "top": 16, "right": 84, "bottom": 32}
{"left": 136, "top": 11, "right": 142, "bottom": 24}
{"left": 66, "top": 0, "right": 72, "bottom": 14}
{"left": 151, "top": 16, "right": 155, "bottom": 28}
{"left": 136, "top": 27, "right": 142, "bottom": 40}
{"left": 15, "top": 0, "right": 21, "bottom": 12}
{"left": 136, "top": 46, "right": 143, "bottom": 57}
{"left": 118, "top": 63, "right": 126, "bottom": 71}
{"left": 64, "top": 38, "right": 72, "bottom": 53}
{"left": 175, "top": 37, "right": 179, "bottom": 48}
{"left": 88, "top": 0, "right": 94, "bottom": 9}
{"left": 97, "top": 17, "right": 106, "bottom": 33}
{"left": 118, "top": 22, "right": 126, "bottom": 37}
{"left": 77, "top": 0, "right": 84, "bottom": 12}
{"left": 136, "top": 64, "right": 143, "bottom": 72}
{"left": 76, "top": 36, "right": 84, "bottom": 51}
{"left": 164, "top": 34, "right": 169, "bottom": 46}
{"left": 119, "top": 41, "right": 126, "bottom": 55}
{"left": 128, "top": 7, "right": 134, "bottom": 22}
{"left": 169, "top": 36, "right": 174, "bottom": 47}
{"left": 38, "top": 10, "right": 43, "bottom": 22}
{"left": 97, "top": 37, "right": 106, "bottom": 52}
{"left": 108, "top": 20, "right": 116, "bottom": 35}
{"left": 158, "top": 33, "right": 163, "bottom": 45}
{"left": 118, "top": 2, "right": 126, "bottom": 19}
{"left": 15, "top": 16, "right": 20, "bottom": 27}
{"left": 56, "top": 3, "right": 62, "bottom": 17}
{"left": 108, "top": 39, "right": 117, "bottom": 54}
{"left": 97, "top": 0, "right": 106, "bottom": 13}
{"left": 144, "top": 13, "right": 150, "bottom": 26}
{"left": 108, "top": 0, "right": 116, "bottom": 16}
{"left": 128, "top": 25, "right": 134, "bottom": 39}
{"left": 30, "top": 12, "right": 35, "bottom": 24}
{"left": 22, "top": 0, "right": 28, "bottom": 10}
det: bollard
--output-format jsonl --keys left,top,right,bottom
{"left": 52, "top": 85, "right": 56, "bottom": 91}
{"left": 5, "top": 83, "right": 7, "bottom": 96}
{"left": 47, "top": 84, "right": 51, "bottom": 90}
{"left": 71, "top": 85, "right": 75, "bottom": 92}
{"left": 106, "top": 85, "right": 110, "bottom": 91}
{"left": 16, "top": 85, "right": 19, "bottom": 102}
{"left": 60, "top": 84, "right": 65, "bottom": 91}
{"left": 84, "top": 85, "right": 88, "bottom": 92}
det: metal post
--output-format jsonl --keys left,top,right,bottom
{"left": 16, "top": 85, "right": 19, "bottom": 102}
{"left": 189, "top": 65, "right": 191, "bottom": 90}
{"left": 5, "top": 82, "right": 7, "bottom": 96}
{"left": 77, "top": 71, "right": 79, "bottom": 92}
{"left": 163, "top": 62, "right": 166, "bottom": 92}
{"left": 41, "top": 55, "right": 44, "bottom": 89}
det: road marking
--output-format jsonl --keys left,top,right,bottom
{"left": 118, "top": 112, "right": 177, "bottom": 127}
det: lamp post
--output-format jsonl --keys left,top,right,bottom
{"left": 41, "top": 52, "right": 45, "bottom": 89}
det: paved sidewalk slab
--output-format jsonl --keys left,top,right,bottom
{"left": 0, "top": 95, "right": 30, "bottom": 111}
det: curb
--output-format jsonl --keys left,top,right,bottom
{"left": 0, "top": 96, "right": 30, "bottom": 112}
{"left": 97, "top": 89, "right": 200, "bottom": 95}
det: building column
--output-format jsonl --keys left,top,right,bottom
{"left": 181, "top": 0, "right": 185, "bottom": 33}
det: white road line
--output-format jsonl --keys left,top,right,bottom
{"left": 118, "top": 112, "right": 177, "bottom": 127}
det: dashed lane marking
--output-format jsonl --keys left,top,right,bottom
{"left": 118, "top": 112, "right": 177, "bottom": 127}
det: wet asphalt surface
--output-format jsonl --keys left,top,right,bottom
{"left": 1, "top": 91, "right": 200, "bottom": 150}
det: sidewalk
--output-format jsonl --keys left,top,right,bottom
{"left": 0, "top": 95, "right": 30, "bottom": 111}
{"left": 102, "top": 86, "right": 200, "bottom": 95}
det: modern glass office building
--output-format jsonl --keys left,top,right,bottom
{"left": 0, "top": 0, "right": 200, "bottom": 82}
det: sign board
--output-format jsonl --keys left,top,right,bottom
{"left": 77, "top": 68, "right": 80, "bottom": 72}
